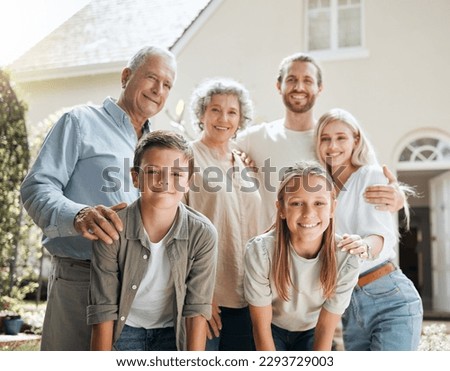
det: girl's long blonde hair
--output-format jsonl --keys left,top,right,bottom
{"left": 314, "top": 108, "right": 377, "bottom": 169}
{"left": 272, "top": 161, "right": 337, "bottom": 301}
{"left": 315, "top": 108, "right": 416, "bottom": 228}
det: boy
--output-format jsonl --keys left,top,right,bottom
{"left": 87, "top": 130, "right": 217, "bottom": 351}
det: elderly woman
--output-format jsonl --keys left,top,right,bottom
{"left": 186, "top": 77, "right": 264, "bottom": 351}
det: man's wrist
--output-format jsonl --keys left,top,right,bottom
{"left": 74, "top": 206, "right": 90, "bottom": 227}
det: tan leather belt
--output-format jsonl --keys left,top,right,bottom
{"left": 358, "top": 262, "right": 396, "bottom": 287}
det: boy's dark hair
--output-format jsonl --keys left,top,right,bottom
{"left": 133, "top": 130, "right": 194, "bottom": 178}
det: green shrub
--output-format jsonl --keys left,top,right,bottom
{"left": 0, "top": 69, "right": 37, "bottom": 313}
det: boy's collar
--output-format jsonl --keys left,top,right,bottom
{"left": 125, "top": 199, "right": 189, "bottom": 244}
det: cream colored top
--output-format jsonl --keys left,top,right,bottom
{"left": 187, "top": 140, "right": 264, "bottom": 308}
{"left": 244, "top": 229, "right": 360, "bottom": 331}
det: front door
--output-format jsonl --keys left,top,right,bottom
{"left": 429, "top": 171, "right": 450, "bottom": 312}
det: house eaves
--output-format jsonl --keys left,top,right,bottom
{"left": 9, "top": 0, "right": 220, "bottom": 83}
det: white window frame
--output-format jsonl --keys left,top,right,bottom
{"left": 394, "top": 130, "right": 450, "bottom": 172}
{"left": 305, "top": 0, "right": 368, "bottom": 61}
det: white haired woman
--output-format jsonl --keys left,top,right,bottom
{"left": 186, "top": 77, "right": 264, "bottom": 351}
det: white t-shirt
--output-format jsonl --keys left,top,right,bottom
{"left": 335, "top": 164, "right": 397, "bottom": 274}
{"left": 235, "top": 119, "right": 316, "bottom": 229}
{"left": 126, "top": 227, "right": 175, "bottom": 329}
{"left": 244, "top": 229, "right": 360, "bottom": 332}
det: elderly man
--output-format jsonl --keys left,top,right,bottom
{"left": 21, "top": 46, "right": 176, "bottom": 350}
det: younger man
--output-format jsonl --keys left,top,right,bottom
{"left": 236, "top": 53, "right": 405, "bottom": 229}
{"left": 87, "top": 130, "right": 217, "bottom": 351}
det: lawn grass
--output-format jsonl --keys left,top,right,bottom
{"left": 0, "top": 340, "right": 40, "bottom": 351}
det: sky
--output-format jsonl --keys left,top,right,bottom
{"left": 0, "top": 0, "right": 91, "bottom": 67}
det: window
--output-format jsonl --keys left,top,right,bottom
{"left": 306, "top": 0, "right": 363, "bottom": 52}
{"left": 396, "top": 134, "right": 450, "bottom": 171}
{"left": 399, "top": 137, "right": 450, "bottom": 163}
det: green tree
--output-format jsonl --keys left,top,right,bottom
{"left": 0, "top": 69, "right": 36, "bottom": 312}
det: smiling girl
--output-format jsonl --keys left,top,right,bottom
{"left": 315, "top": 108, "right": 423, "bottom": 351}
{"left": 244, "top": 161, "right": 360, "bottom": 351}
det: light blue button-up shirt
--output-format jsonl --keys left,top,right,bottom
{"left": 21, "top": 97, "right": 149, "bottom": 260}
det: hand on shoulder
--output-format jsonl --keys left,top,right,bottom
{"left": 363, "top": 165, "right": 405, "bottom": 212}
{"left": 74, "top": 202, "right": 127, "bottom": 244}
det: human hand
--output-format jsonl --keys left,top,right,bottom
{"left": 234, "top": 150, "right": 258, "bottom": 171}
{"left": 74, "top": 202, "right": 127, "bottom": 244}
{"left": 364, "top": 165, "right": 405, "bottom": 212}
{"left": 206, "top": 301, "right": 222, "bottom": 340}
{"left": 337, "top": 233, "right": 369, "bottom": 259}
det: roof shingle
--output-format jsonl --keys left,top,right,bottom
{"left": 11, "top": 0, "right": 212, "bottom": 75}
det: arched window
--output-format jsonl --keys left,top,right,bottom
{"left": 396, "top": 133, "right": 450, "bottom": 171}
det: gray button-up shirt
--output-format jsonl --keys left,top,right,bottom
{"left": 20, "top": 97, "right": 149, "bottom": 260}
{"left": 87, "top": 199, "right": 218, "bottom": 350}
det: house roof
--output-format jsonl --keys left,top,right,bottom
{"left": 10, "top": 0, "right": 215, "bottom": 82}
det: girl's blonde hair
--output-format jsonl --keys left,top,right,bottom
{"left": 315, "top": 108, "right": 416, "bottom": 228}
{"left": 272, "top": 161, "right": 337, "bottom": 301}
{"left": 314, "top": 108, "right": 377, "bottom": 168}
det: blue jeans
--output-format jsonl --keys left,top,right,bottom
{"left": 206, "top": 306, "right": 255, "bottom": 351}
{"left": 271, "top": 323, "right": 315, "bottom": 351}
{"left": 342, "top": 266, "right": 423, "bottom": 351}
{"left": 115, "top": 325, "right": 177, "bottom": 351}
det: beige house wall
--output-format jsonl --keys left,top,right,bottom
{"left": 315, "top": 0, "right": 450, "bottom": 168}
{"left": 16, "top": 73, "right": 120, "bottom": 129}
{"left": 168, "top": 0, "right": 304, "bottom": 131}
{"left": 169, "top": 0, "right": 450, "bottom": 169}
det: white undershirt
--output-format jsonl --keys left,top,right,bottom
{"left": 126, "top": 227, "right": 175, "bottom": 329}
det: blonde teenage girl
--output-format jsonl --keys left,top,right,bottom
{"left": 315, "top": 108, "right": 423, "bottom": 351}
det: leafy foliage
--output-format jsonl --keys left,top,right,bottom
{"left": 0, "top": 69, "right": 37, "bottom": 312}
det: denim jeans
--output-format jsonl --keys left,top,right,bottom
{"left": 206, "top": 306, "right": 255, "bottom": 351}
{"left": 115, "top": 325, "right": 177, "bottom": 351}
{"left": 271, "top": 323, "right": 315, "bottom": 351}
{"left": 342, "top": 266, "right": 423, "bottom": 351}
